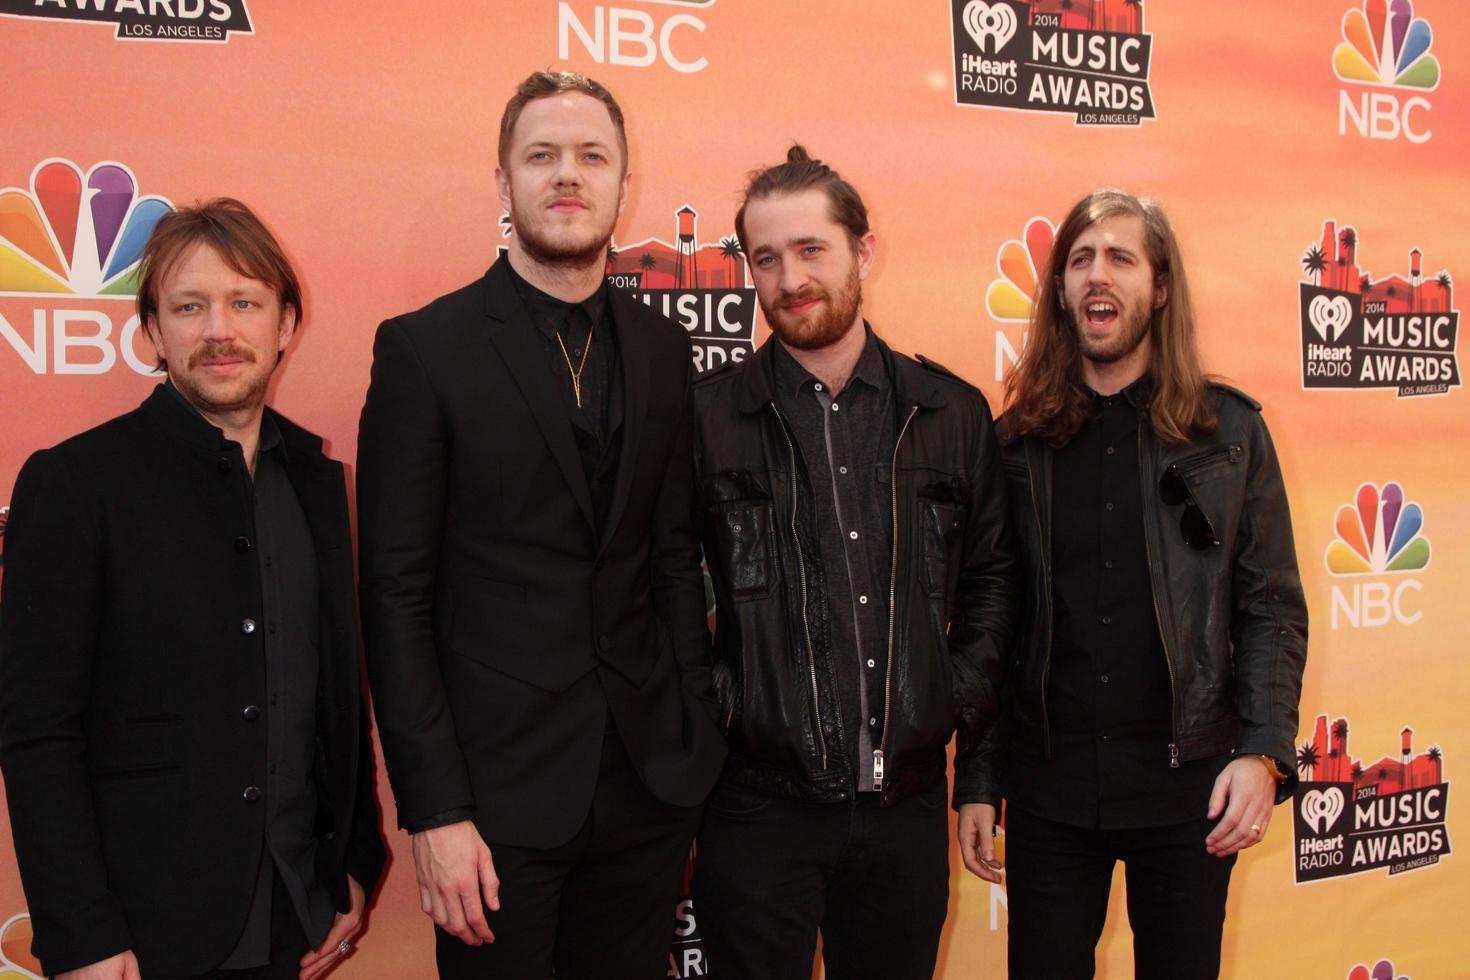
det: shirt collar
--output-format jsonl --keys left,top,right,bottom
{"left": 162, "top": 379, "right": 287, "bottom": 460}
{"left": 505, "top": 258, "right": 609, "bottom": 340}
{"left": 771, "top": 323, "right": 888, "bottom": 401}
{"left": 1086, "top": 372, "right": 1153, "bottom": 411}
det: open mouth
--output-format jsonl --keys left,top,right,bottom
{"left": 1084, "top": 299, "right": 1119, "bottom": 327}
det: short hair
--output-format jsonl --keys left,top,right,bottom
{"left": 135, "top": 198, "right": 303, "bottom": 371}
{"left": 498, "top": 70, "right": 628, "bottom": 172}
{"left": 735, "top": 144, "right": 870, "bottom": 252}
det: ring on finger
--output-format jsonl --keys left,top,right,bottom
{"left": 338, "top": 941, "right": 351, "bottom": 956}
{"left": 1249, "top": 823, "right": 1263, "bottom": 835}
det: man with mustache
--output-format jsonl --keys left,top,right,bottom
{"left": 964, "top": 190, "right": 1308, "bottom": 978}
{"left": 689, "top": 146, "right": 1018, "bottom": 979}
{"left": 0, "top": 199, "right": 385, "bottom": 980}
{"left": 357, "top": 71, "right": 725, "bottom": 978}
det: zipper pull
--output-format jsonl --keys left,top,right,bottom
{"left": 872, "top": 750, "right": 885, "bottom": 791}
{"left": 1169, "top": 743, "right": 1180, "bottom": 769}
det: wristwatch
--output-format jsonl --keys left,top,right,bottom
{"left": 1257, "top": 754, "right": 1289, "bottom": 782}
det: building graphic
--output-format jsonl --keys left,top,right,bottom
{"left": 1298, "top": 221, "right": 1459, "bottom": 397}
{"left": 1292, "top": 713, "right": 1451, "bottom": 883}
{"left": 1027, "top": 0, "right": 1143, "bottom": 33}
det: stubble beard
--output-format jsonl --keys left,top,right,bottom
{"left": 512, "top": 201, "right": 617, "bottom": 272}
{"left": 1073, "top": 299, "right": 1152, "bottom": 366}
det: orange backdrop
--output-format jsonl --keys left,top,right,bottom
{"left": 2, "top": 2, "right": 1467, "bottom": 978}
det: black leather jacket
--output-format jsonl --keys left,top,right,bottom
{"left": 960, "top": 384, "right": 1308, "bottom": 808}
{"left": 692, "top": 334, "right": 1018, "bottom": 807}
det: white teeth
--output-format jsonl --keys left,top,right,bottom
{"left": 1087, "top": 302, "right": 1116, "bottom": 314}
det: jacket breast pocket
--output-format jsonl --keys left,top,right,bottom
{"left": 710, "top": 500, "right": 776, "bottom": 601}
{"left": 918, "top": 476, "right": 968, "bottom": 598}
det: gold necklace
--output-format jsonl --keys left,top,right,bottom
{"left": 555, "top": 319, "right": 594, "bottom": 408}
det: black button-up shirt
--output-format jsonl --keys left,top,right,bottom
{"left": 507, "top": 263, "right": 624, "bottom": 532}
{"left": 772, "top": 329, "right": 895, "bottom": 791}
{"left": 1005, "top": 380, "right": 1224, "bottom": 829}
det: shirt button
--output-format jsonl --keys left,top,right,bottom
{"left": 867, "top": 659, "right": 876, "bottom": 668}
{"left": 1100, "top": 674, "right": 1110, "bottom": 684}
{"left": 234, "top": 536, "right": 251, "bottom": 554}
{"left": 732, "top": 524, "right": 743, "bottom": 533}
{"left": 869, "top": 717, "right": 878, "bottom": 726}
{"left": 217, "top": 457, "right": 232, "bottom": 474}
{"left": 814, "top": 383, "right": 824, "bottom": 391}
{"left": 839, "top": 466, "right": 848, "bottom": 475}
{"left": 242, "top": 705, "right": 261, "bottom": 721}
{"left": 1106, "top": 447, "right": 1116, "bottom": 455}
{"left": 858, "top": 595, "right": 868, "bottom": 605}
{"left": 242, "top": 785, "right": 261, "bottom": 804}
{"left": 1103, "top": 559, "right": 1114, "bottom": 569}
{"left": 598, "top": 636, "right": 611, "bottom": 652}
{"left": 240, "top": 618, "right": 257, "bottom": 635}
{"left": 831, "top": 403, "right": 840, "bottom": 412}
{"left": 848, "top": 531, "right": 859, "bottom": 540}
{"left": 1105, "top": 502, "right": 1115, "bottom": 512}
{"left": 1101, "top": 615, "right": 1112, "bottom": 625}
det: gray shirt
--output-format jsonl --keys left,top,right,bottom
{"left": 772, "top": 329, "right": 896, "bottom": 791}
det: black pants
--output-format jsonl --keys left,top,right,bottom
{"left": 1005, "top": 807, "right": 1237, "bottom": 980}
{"left": 692, "top": 778, "right": 950, "bottom": 980}
{"left": 435, "top": 732, "right": 702, "bottom": 980}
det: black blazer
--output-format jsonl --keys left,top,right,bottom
{"left": 357, "top": 256, "right": 725, "bottom": 848}
{"left": 0, "top": 386, "right": 385, "bottom": 978}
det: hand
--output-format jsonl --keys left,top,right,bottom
{"left": 411, "top": 820, "right": 499, "bottom": 945}
{"left": 57, "top": 950, "right": 141, "bottom": 980}
{"left": 958, "top": 803, "right": 1005, "bottom": 883}
{"left": 1205, "top": 756, "right": 1278, "bottom": 857}
{"left": 298, "top": 875, "right": 367, "bottom": 980}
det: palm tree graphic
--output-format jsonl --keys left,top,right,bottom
{"left": 719, "top": 236, "right": 743, "bottom": 287}
{"left": 1297, "top": 741, "right": 1320, "bottom": 778}
{"left": 1302, "top": 245, "right": 1327, "bottom": 286}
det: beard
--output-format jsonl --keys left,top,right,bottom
{"left": 763, "top": 262, "right": 863, "bottom": 352}
{"left": 1072, "top": 294, "right": 1152, "bottom": 365}
{"left": 512, "top": 197, "right": 617, "bottom": 270}
{"left": 171, "top": 341, "right": 274, "bottom": 417}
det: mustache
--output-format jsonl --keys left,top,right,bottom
{"left": 777, "top": 287, "right": 826, "bottom": 309}
{"left": 187, "top": 342, "right": 257, "bottom": 370}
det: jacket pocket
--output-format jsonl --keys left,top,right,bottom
{"left": 707, "top": 498, "right": 777, "bottom": 601}
{"left": 1173, "top": 443, "right": 1242, "bottom": 484}
{"left": 918, "top": 477, "right": 967, "bottom": 597}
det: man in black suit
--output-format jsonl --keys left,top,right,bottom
{"left": 0, "top": 199, "right": 385, "bottom": 980}
{"left": 357, "top": 70, "right": 726, "bottom": 978}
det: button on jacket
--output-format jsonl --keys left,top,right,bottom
{"left": 0, "top": 385, "right": 385, "bottom": 978}
{"left": 692, "top": 332, "right": 1019, "bottom": 807}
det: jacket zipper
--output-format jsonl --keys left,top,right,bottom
{"left": 771, "top": 404, "right": 828, "bottom": 771}
{"left": 875, "top": 405, "right": 918, "bottom": 792}
{"left": 1024, "top": 443, "right": 1054, "bottom": 760}
{"left": 1140, "top": 424, "right": 1182, "bottom": 767}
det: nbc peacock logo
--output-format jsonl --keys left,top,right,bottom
{"left": 0, "top": 913, "right": 42, "bottom": 979}
{"left": 1325, "top": 481, "right": 1431, "bottom": 576}
{"left": 1333, "top": 0, "right": 1441, "bottom": 143}
{"left": 1, "top": 159, "right": 173, "bottom": 299}
{"left": 1333, "top": 0, "right": 1440, "bottom": 91}
{"left": 1326, "top": 481, "right": 1432, "bottom": 630}
{"left": 985, "top": 215, "right": 1055, "bottom": 381}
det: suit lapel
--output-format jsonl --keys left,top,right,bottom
{"left": 482, "top": 260, "right": 597, "bottom": 531}
{"left": 599, "top": 288, "right": 651, "bottom": 554}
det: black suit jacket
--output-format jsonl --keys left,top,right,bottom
{"left": 357, "top": 256, "right": 725, "bottom": 848}
{"left": 0, "top": 386, "right": 385, "bottom": 978}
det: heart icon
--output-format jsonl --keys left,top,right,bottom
{"left": 1308, "top": 294, "right": 1353, "bottom": 342}
{"left": 963, "top": 1, "right": 1018, "bottom": 55}
{"left": 1300, "top": 787, "right": 1345, "bottom": 833}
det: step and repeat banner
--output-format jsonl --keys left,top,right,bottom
{"left": 1, "top": 2, "right": 1466, "bottom": 977}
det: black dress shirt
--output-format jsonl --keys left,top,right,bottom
{"left": 1005, "top": 380, "right": 1225, "bottom": 829}
{"left": 507, "top": 262, "right": 624, "bottom": 531}
{"left": 772, "top": 330, "right": 895, "bottom": 791}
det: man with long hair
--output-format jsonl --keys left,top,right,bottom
{"left": 958, "top": 190, "right": 1308, "bottom": 978}
{"left": 690, "top": 146, "right": 1017, "bottom": 979}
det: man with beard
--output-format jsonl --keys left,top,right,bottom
{"left": 962, "top": 190, "right": 1308, "bottom": 979}
{"left": 1, "top": 199, "right": 384, "bottom": 980}
{"left": 689, "top": 146, "right": 1018, "bottom": 979}
{"left": 356, "top": 71, "right": 725, "bottom": 978}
